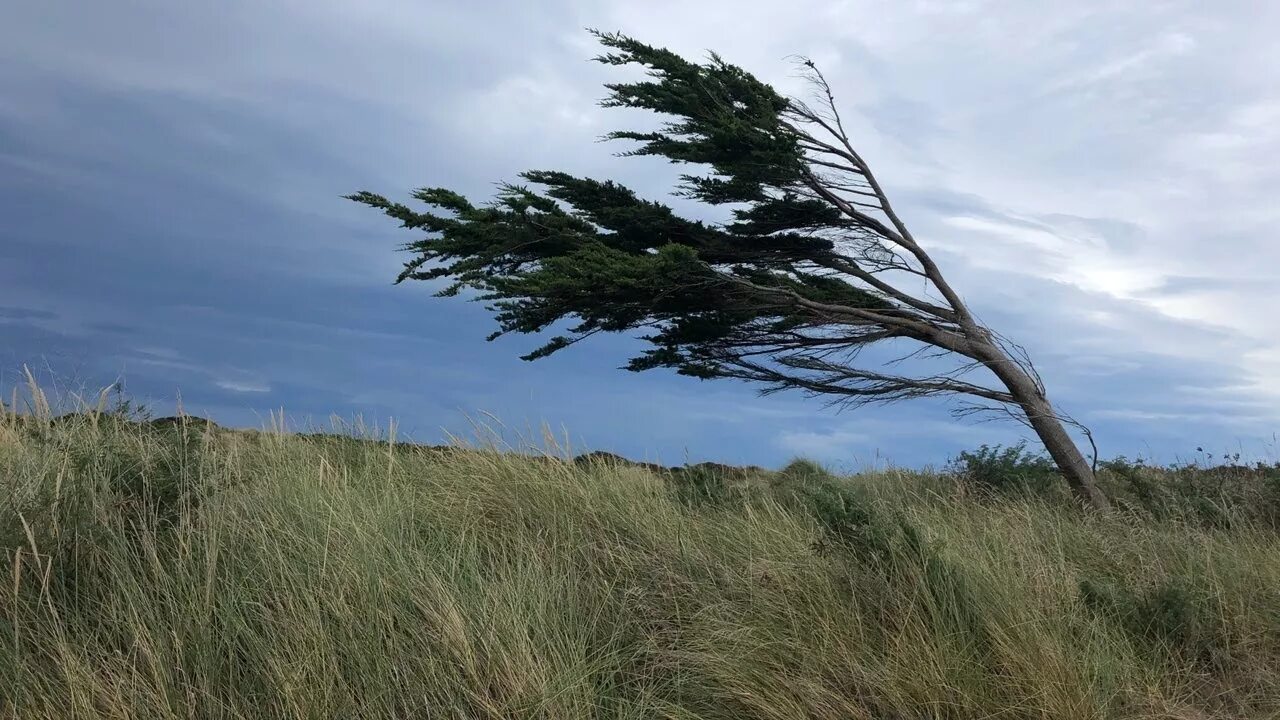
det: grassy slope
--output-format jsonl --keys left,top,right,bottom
{"left": 2, "top": 408, "right": 1279, "bottom": 719}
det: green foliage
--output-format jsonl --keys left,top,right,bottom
{"left": 1079, "top": 577, "right": 1228, "bottom": 668}
{"left": 773, "top": 457, "right": 836, "bottom": 485}
{"left": 773, "top": 467, "right": 891, "bottom": 558}
{"left": 667, "top": 462, "right": 768, "bottom": 507}
{"left": 592, "top": 31, "right": 807, "bottom": 205}
{"left": 56, "top": 415, "right": 213, "bottom": 527}
{"left": 104, "top": 380, "right": 153, "bottom": 422}
{"left": 1100, "top": 455, "right": 1280, "bottom": 529}
{"left": 668, "top": 463, "right": 734, "bottom": 506}
{"left": 950, "top": 441, "right": 1062, "bottom": 496}
{"left": 347, "top": 32, "right": 894, "bottom": 385}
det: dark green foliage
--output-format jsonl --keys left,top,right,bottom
{"left": 573, "top": 450, "right": 668, "bottom": 474}
{"left": 1100, "top": 456, "right": 1280, "bottom": 529}
{"left": 63, "top": 417, "right": 211, "bottom": 524}
{"left": 773, "top": 457, "right": 836, "bottom": 485}
{"left": 1100, "top": 456, "right": 1160, "bottom": 511}
{"left": 773, "top": 471, "right": 997, "bottom": 676}
{"left": 667, "top": 462, "right": 766, "bottom": 507}
{"left": 1079, "top": 577, "right": 1228, "bottom": 668}
{"left": 950, "top": 441, "right": 1061, "bottom": 496}
{"left": 668, "top": 463, "right": 735, "bottom": 507}
{"left": 792, "top": 478, "right": 882, "bottom": 554}
{"left": 768, "top": 462, "right": 899, "bottom": 562}
{"left": 347, "top": 32, "right": 914, "bottom": 390}
{"left": 106, "top": 387, "right": 153, "bottom": 423}
{"left": 593, "top": 33, "right": 808, "bottom": 205}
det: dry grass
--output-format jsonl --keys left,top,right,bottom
{"left": 1, "top": 386, "right": 1278, "bottom": 718}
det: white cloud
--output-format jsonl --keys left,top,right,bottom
{"left": 215, "top": 379, "right": 272, "bottom": 394}
{"left": 124, "top": 346, "right": 274, "bottom": 396}
{"left": 939, "top": 214, "right": 1167, "bottom": 300}
{"left": 777, "top": 428, "right": 874, "bottom": 460}
{"left": 776, "top": 417, "right": 995, "bottom": 464}
{"left": 1047, "top": 30, "right": 1197, "bottom": 92}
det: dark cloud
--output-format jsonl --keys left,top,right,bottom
{"left": 83, "top": 321, "right": 141, "bottom": 336}
{"left": 0, "top": 306, "right": 57, "bottom": 321}
{"left": 2, "top": 1, "right": 1277, "bottom": 468}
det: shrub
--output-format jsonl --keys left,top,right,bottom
{"left": 1101, "top": 455, "right": 1280, "bottom": 529}
{"left": 1079, "top": 577, "right": 1227, "bottom": 668}
{"left": 667, "top": 463, "right": 746, "bottom": 507}
{"left": 767, "top": 462, "right": 911, "bottom": 566}
{"left": 949, "top": 441, "right": 1061, "bottom": 497}
{"left": 773, "top": 458, "right": 836, "bottom": 486}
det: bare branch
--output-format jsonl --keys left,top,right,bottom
{"left": 813, "top": 257, "right": 957, "bottom": 321}
{"left": 717, "top": 355, "right": 1015, "bottom": 407}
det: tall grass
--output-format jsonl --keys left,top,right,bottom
{"left": 2, "top": 392, "right": 1279, "bottom": 718}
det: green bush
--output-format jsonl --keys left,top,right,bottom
{"left": 949, "top": 441, "right": 1061, "bottom": 497}
{"left": 773, "top": 457, "right": 836, "bottom": 485}
{"left": 1079, "top": 577, "right": 1227, "bottom": 668}
{"left": 1101, "top": 455, "right": 1280, "bottom": 529}
{"left": 667, "top": 463, "right": 735, "bottom": 507}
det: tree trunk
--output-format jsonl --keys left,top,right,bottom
{"left": 977, "top": 343, "right": 1111, "bottom": 511}
{"left": 1018, "top": 390, "right": 1111, "bottom": 511}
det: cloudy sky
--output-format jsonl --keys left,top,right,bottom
{"left": 2, "top": 0, "right": 1277, "bottom": 469}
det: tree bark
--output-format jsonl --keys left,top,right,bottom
{"left": 976, "top": 343, "right": 1111, "bottom": 511}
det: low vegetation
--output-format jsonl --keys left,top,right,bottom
{"left": 2, "top": 396, "right": 1280, "bottom": 718}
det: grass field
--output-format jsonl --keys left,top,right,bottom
{"left": 3, "top": 392, "right": 1280, "bottom": 718}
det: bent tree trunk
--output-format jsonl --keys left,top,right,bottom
{"left": 980, "top": 344, "right": 1111, "bottom": 511}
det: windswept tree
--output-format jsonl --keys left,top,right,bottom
{"left": 349, "top": 32, "right": 1110, "bottom": 510}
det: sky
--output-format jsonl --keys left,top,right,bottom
{"left": 2, "top": 0, "right": 1278, "bottom": 470}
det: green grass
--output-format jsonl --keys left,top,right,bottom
{"left": 2, "top": 399, "right": 1280, "bottom": 718}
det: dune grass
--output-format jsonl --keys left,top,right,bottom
{"left": 2, "top": 395, "right": 1279, "bottom": 718}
